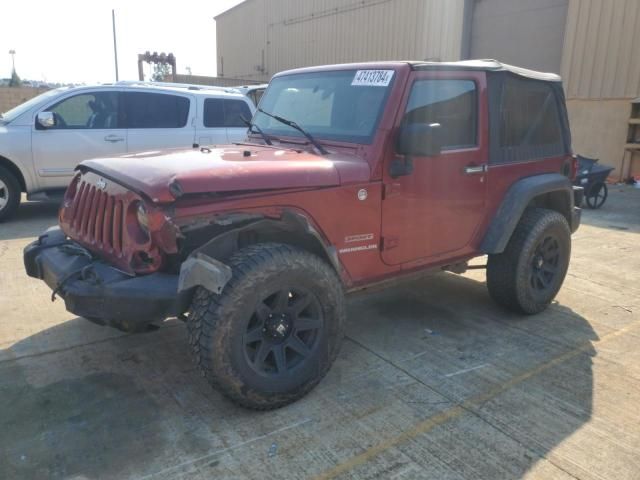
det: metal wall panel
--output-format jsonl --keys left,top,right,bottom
{"left": 468, "top": 0, "right": 569, "bottom": 74}
{"left": 562, "top": 0, "right": 640, "bottom": 99}
{"left": 215, "top": 0, "right": 466, "bottom": 81}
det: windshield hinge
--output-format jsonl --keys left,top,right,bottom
{"left": 381, "top": 236, "right": 399, "bottom": 250}
{"left": 383, "top": 183, "right": 401, "bottom": 199}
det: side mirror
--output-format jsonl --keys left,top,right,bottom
{"left": 36, "top": 111, "right": 55, "bottom": 129}
{"left": 397, "top": 122, "right": 442, "bottom": 157}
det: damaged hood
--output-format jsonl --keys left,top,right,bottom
{"left": 79, "top": 145, "right": 370, "bottom": 203}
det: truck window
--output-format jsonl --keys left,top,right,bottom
{"left": 487, "top": 75, "right": 569, "bottom": 164}
{"left": 403, "top": 79, "right": 477, "bottom": 150}
{"left": 203, "top": 98, "right": 252, "bottom": 128}
{"left": 203, "top": 98, "right": 225, "bottom": 127}
{"left": 124, "top": 92, "right": 190, "bottom": 128}
{"left": 500, "top": 77, "right": 562, "bottom": 149}
{"left": 223, "top": 100, "right": 252, "bottom": 127}
{"left": 45, "top": 92, "right": 120, "bottom": 129}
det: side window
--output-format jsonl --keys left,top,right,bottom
{"left": 124, "top": 92, "right": 190, "bottom": 128}
{"left": 203, "top": 98, "right": 225, "bottom": 127}
{"left": 224, "top": 99, "right": 252, "bottom": 127}
{"left": 500, "top": 77, "right": 562, "bottom": 149}
{"left": 46, "top": 92, "right": 119, "bottom": 129}
{"left": 203, "top": 98, "right": 252, "bottom": 128}
{"left": 488, "top": 74, "right": 569, "bottom": 164}
{"left": 403, "top": 79, "right": 477, "bottom": 150}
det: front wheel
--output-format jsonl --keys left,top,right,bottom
{"left": 487, "top": 208, "right": 571, "bottom": 314}
{"left": 0, "top": 166, "right": 21, "bottom": 222}
{"left": 187, "top": 243, "right": 345, "bottom": 410}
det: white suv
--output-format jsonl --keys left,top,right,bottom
{"left": 0, "top": 82, "right": 255, "bottom": 220}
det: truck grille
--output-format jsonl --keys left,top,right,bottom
{"left": 60, "top": 171, "right": 172, "bottom": 275}
{"left": 65, "top": 179, "right": 125, "bottom": 255}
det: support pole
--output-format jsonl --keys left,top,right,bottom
{"left": 112, "top": 9, "right": 119, "bottom": 81}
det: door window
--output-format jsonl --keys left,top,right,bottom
{"left": 403, "top": 79, "right": 477, "bottom": 150}
{"left": 203, "top": 98, "right": 252, "bottom": 127}
{"left": 124, "top": 92, "right": 190, "bottom": 128}
{"left": 45, "top": 92, "right": 120, "bottom": 129}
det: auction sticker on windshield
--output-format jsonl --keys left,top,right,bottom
{"left": 351, "top": 70, "right": 394, "bottom": 87}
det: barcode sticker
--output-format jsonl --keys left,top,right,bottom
{"left": 351, "top": 70, "right": 394, "bottom": 87}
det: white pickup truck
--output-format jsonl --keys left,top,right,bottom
{"left": 0, "top": 82, "right": 256, "bottom": 220}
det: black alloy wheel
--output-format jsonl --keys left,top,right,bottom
{"left": 486, "top": 208, "right": 571, "bottom": 314}
{"left": 187, "top": 243, "right": 345, "bottom": 409}
{"left": 529, "top": 235, "right": 561, "bottom": 298}
{"left": 243, "top": 287, "right": 323, "bottom": 376}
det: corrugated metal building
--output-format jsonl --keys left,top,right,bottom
{"left": 216, "top": 0, "right": 640, "bottom": 179}
{"left": 215, "top": 0, "right": 467, "bottom": 81}
{"left": 561, "top": 0, "right": 640, "bottom": 180}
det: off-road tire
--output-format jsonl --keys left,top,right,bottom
{"left": 0, "top": 166, "right": 21, "bottom": 222}
{"left": 187, "top": 243, "right": 345, "bottom": 410}
{"left": 487, "top": 208, "right": 571, "bottom": 315}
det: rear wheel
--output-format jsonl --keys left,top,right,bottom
{"left": 487, "top": 208, "right": 571, "bottom": 314}
{"left": 0, "top": 166, "right": 21, "bottom": 222}
{"left": 187, "top": 243, "right": 345, "bottom": 409}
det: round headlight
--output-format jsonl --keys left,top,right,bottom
{"left": 136, "top": 202, "right": 149, "bottom": 233}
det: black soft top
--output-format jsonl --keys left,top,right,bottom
{"left": 411, "top": 59, "right": 562, "bottom": 83}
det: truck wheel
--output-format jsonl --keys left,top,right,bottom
{"left": 187, "top": 243, "right": 345, "bottom": 409}
{"left": 486, "top": 208, "right": 571, "bottom": 315}
{"left": 0, "top": 166, "right": 21, "bottom": 222}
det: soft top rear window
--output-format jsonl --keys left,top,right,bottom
{"left": 488, "top": 73, "right": 570, "bottom": 164}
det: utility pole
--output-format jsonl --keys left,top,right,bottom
{"left": 112, "top": 10, "right": 119, "bottom": 81}
{"left": 8, "top": 49, "right": 16, "bottom": 72}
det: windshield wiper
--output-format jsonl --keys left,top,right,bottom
{"left": 257, "top": 108, "right": 328, "bottom": 155}
{"left": 240, "top": 114, "right": 273, "bottom": 145}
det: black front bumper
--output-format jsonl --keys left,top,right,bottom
{"left": 23, "top": 227, "right": 191, "bottom": 329}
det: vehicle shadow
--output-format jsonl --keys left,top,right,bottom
{"left": 0, "top": 200, "right": 59, "bottom": 242}
{"left": 0, "top": 272, "right": 596, "bottom": 479}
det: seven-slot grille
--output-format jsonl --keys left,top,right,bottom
{"left": 66, "top": 179, "right": 126, "bottom": 255}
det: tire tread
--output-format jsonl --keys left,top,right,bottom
{"left": 187, "top": 243, "right": 345, "bottom": 410}
{"left": 487, "top": 208, "right": 571, "bottom": 314}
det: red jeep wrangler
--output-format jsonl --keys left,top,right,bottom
{"left": 25, "top": 61, "right": 582, "bottom": 409}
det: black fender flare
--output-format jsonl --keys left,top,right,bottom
{"left": 480, "top": 173, "right": 576, "bottom": 254}
{"left": 178, "top": 209, "right": 340, "bottom": 294}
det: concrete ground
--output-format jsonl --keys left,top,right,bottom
{"left": 1, "top": 186, "right": 639, "bottom": 480}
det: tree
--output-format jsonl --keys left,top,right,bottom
{"left": 9, "top": 70, "right": 21, "bottom": 87}
{"left": 151, "top": 62, "right": 171, "bottom": 82}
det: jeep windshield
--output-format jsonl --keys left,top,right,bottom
{"left": 253, "top": 69, "right": 395, "bottom": 145}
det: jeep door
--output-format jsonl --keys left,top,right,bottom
{"left": 31, "top": 89, "right": 126, "bottom": 190}
{"left": 380, "top": 71, "right": 488, "bottom": 265}
{"left": 124, "top": 91, "right": 196, "bottom": 153}
{"left": 198, "top": 97, "right": 253, "bottom": 145}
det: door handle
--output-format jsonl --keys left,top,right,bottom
{"left": 464, "top": 164, "right": 487, "bottom": 175}
{"left": 104, "top": 135, "right": 124, "bottom": 143}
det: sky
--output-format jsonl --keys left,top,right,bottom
{"left": 0, "top": 0, "right": 245, "bottom": 84}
